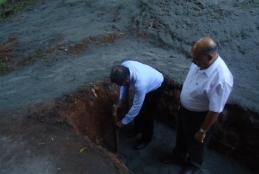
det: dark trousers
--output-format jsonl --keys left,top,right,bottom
{"left": 134, "top": 79, "right": 167, "bottom": 142}
{"left": 173, "top": 106, "right": 208, "bottom": 168}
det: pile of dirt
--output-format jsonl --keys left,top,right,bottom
{"left": 1, "top": 0, "right": 259, "bottom": 172}
{"left": 133, "top": 0, "right": 259, "bottom": 112}
{"left": 1, "top": 0, "right": 259, "bottom": 112}
{"left": 0, "top": 0, "right": 139, "bottom": 73}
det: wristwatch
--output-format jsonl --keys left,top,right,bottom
{"left": 199, "top": 128, "right": 207, "bottom": 134}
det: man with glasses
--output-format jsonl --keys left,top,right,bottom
{"left": 162, "top": 37, "right": 233, "bottom": 174}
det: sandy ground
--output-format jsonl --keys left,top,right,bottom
{"left": 0, "top": 0, "right": 259, "bottom": 173}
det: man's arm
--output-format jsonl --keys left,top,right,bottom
{"left": 195, "top": 81, "right": 233, "bottom": 143}
{"left": 119, "top": 88, "right": 146, "bottom": 126}
{"left": 116, "top": 86, "right": 130, "bottom": 114}
{"left": 115, "top": 86, "right": 129, "bottom": 128}
{"left": 194, "top": 111, "right": 219, "bottom": 143}
{"left": 200, "top": 111, "right": 219, "bottom": 130}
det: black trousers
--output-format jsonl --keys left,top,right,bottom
{"left": 133, "top": 78, "right": 167, "bottom": 142}
{"left": 173, "top": 106, "right": 208, "bottom": 168}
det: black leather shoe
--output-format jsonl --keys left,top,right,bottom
{"left": 127, "top": 131, "right": 141, "bottom": 139}
{"left": 179, "top": 165, "right": 198, "bottom": 174}
{"left": 160, "top": 155, "right": 183, "bottom": 165}
{"left": 133, "top": 140, "right": 150, "bottom": 150}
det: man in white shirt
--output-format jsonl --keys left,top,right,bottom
{"left": 110, "top": 60, "right": 165, "bottom": 149}
{"left": 163, "top": 37, "right": 233, "bottom": 174}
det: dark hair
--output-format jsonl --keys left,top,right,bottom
{"left": 110, "top": 65, "right": 130, "bottom": 84}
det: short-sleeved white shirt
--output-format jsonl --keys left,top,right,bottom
{"left": 180, "top": 56, "right": 233, "bottom": 113}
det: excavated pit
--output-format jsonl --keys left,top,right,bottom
{"left": 28, "top": 79, "right": 259, "bottom": 173}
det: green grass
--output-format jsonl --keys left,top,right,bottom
{"left": 0, "top": 0, "right": 38, "bottom": 20}
{"left": 139, "top": 0, "right": 151, "bottom": 17}
{"left": 0, "top": 0, "right": 7, "bottom": 6}
{"left": 0, "top": 56, "right": 8, "bottom": 75}
{"left": 238, "top": 0, "right": 259, "bottom": 10}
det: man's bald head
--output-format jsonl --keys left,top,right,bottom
{"left": 192, "top": 37, "right": 218, "bottom": 57}
{"left": 192, "top": 37, "right": 219, "bottom": 69}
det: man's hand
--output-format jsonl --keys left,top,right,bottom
{"left": 115, "top": 121, "right": 124, "bottom": 128}
{"left": 112, "top": 104, "right": 119, "bottom": 116}
{"left": 194, "top": 131, "right": 206, "bottom": 143}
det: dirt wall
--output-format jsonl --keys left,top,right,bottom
{"left": 209, "top": 104, "right": 259, "bottom": 172}
{"left": 28, "top": 79, "right": 259, "bottom": 172}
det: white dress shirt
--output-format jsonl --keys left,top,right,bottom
{"left": 119, "top": 60, "right": 164, "bottom": 125}
{"left": 180, "top": 56, "right": 233, "bottom": 113}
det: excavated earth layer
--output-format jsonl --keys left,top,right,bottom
{"left": 28, "top": 79, "right": 259, "bottom": 173}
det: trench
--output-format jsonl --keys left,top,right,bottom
{"left": 29, "top": 79, "right": 259, "bottom": 174}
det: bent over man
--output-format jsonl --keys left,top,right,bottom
{"left": 110, "top": 60, "right": 166, "bottom": 150}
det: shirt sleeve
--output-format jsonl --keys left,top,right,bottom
{"left": 208, "top": 81, "right": 232, "bottom": 113}
{"left": 121, "top": 87, "right": 146, "bottom": 125}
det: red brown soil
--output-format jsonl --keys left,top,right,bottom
{"left": 27, "top": 79, "right": 259, "bottom": 172}
{"left": 59, "top": 82, "right": 117, "bottom": 148}
{"left": 29, "top": 78, "right": 181, "bottom": 151}
{"left": 67, "top": 33, "right": 126, "bottom": 55}
{"left": 209, "top": 104, "right": 259, "bottom": 172}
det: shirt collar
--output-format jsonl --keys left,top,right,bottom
{"left": 200, "top": 56, "right": 221, "bottom": 77}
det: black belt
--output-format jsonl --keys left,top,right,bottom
{"left": 180, "top": 104, "right": 208, "bottom": 114}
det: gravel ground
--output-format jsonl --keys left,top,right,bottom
{"left": 0, "top": 0, "right": 258, "bottom": 173}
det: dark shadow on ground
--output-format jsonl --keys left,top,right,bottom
{"left": 118, "top": 121, "right": 255, "bottom": 174}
